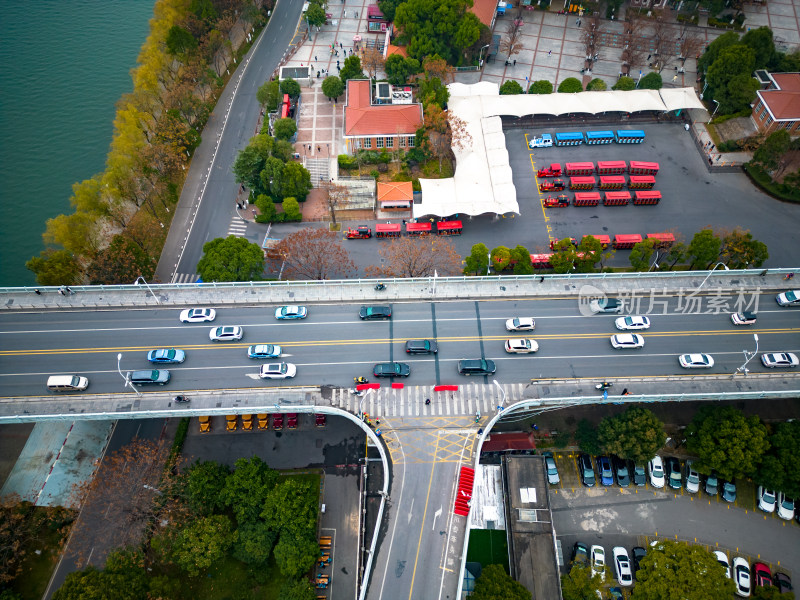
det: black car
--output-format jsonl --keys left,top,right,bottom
{"left": 632, "top": 461, "right": 647, "bottom": 486}
{"left": 632, "top": 546, "right": 646, "bottom": 575}
{"left": 373, "top": 362, "right": 410, "bottom": 378}
{"left": 665, "top": 457, "right": 682, "bottom": 490}
{"left": 457, "top": 359, "right": 496, "bottom": 375}
{"left": 774, "top": 572, "right": 793, "bottom": 593}
{"left": 705, "top": 470, "right": 719, "bottom": 496}
{"left": 405, "top": 340, "right": 438, "bottom": 354}
{"left": 359, "top": 306, "right": 392, "bottom": 320}
{"left": 571, "top": 542, "right": 589, "bottom": 566}
{"left": 578, "top": 454, "right": 596, "bottom": 487}
{"left": 614, "top": 456, "right": 630, "bottom": 487}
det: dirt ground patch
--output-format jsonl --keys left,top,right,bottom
{"left": 714, "top": 116, "right": 758, "bottom": 142}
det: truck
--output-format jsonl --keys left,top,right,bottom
{"left": 529, "top": 133, "right": 553, "bottom": 148}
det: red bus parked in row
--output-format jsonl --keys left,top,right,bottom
{"left": 596, "top": 160, "right": 627, "bottom": 175}
{"left": 613, "top": 234, "right": 643, "bottom": 249}
{"left": 633, "top": 190, "right": 662, "bottom": 205}
{"left": 628, "top": 175, "right": 656, "bottom": 189}
{"left": 583, "top": 234, "right": 611, "bottom": 248}
{"left": 569, "top": 176, "right": 596, "bottom": 190}
{"left": 628, "top": 161, "right": 659, "bottom": 175}
{"left": 646, "top": 232, "right": 675, "bottom": 248}
{"left": 565, "top": 162, "right": 595, "bottom": 176}
{"left": 573, "top": 192, "right": 601, "bottom": 206}
{"left": 604, "top": 191, "right": 631, "bottom": 206}
{"left": 599, "top": 175, "right": 626, "bottom": 190}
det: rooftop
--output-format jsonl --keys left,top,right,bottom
{"left": 344, "top": 80, "right": 423, "bottom": 137}
{"left": 470, "top": 0, "right": 497, "bottom": 27}
{"left": 377, "top": 181, "right": 413, "bottom": 202}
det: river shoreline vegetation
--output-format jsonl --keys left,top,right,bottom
{"left": 25, "top": 0, "right": 273, "bottom": 286}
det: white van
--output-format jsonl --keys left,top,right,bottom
{"left": 47, "top": 375, "right": 89, "bottom": 392}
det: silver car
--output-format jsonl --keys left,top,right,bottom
{"left": 543, "top": 453, "right": 560, "bottom": 485}
{"left": 610, "top": 334, "right": 645, "bottom": 349}
{"left": 678, "top": 353, "right": 714, "bottom": 368}
{"left": 761, "top": 352, "right": 799, "bottom": 368}
{"left": 209, "top": 326, "right": 243, "bottom": 341}
{"left": 615, "top": 316, "right": 651, "bottom": 330}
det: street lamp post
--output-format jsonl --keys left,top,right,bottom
{"left": 711, "top": 99, "right": 721, "bottom": 117}
{"left": 478, "top": 44, "right": 490, "bottom": 67}
{"left": 117, "top": 353, "right": 141, "bottom": 396}
{"left": 698, "top": 262, "right": 729, "bottom": 289}
{"left": 736, "top": 334, "right": 759, "bottom": 376}
{"left": 493, "top": 379, "right": 506, "bottom": 411}
{"left": 134, "top": 276, "right": 160, "bottom": 304}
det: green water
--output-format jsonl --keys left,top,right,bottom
{"left": 0, "top": 0, "right": 154, "bottom": 286}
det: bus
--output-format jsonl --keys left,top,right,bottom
{"left": 646, "top": 232, "right": 676, "bottom": 248}
{"left": 633, "top": 190, "right": 662, "bottom": 205}
{"left": 554, "top": 132, "right": 584, "bottom": 146}
{"left": 603, "top": 191, "right": 631, "bottom": 206}
{"left": 628, "top": 175, "right": 656, "bottom": 189}
{"left": 569, "top": 176, "right": 596, "bottom": 190}
{"left": 280, "top": 94, "right": 290, "bottom": 119}
{"left": 596, "top": 160, "right": 627, "bottom": 175}
{"left": 628, "top": 161, "right": 659, "bottom": 175}
{"left": 599, "top": 176, "right": 626, "bottom": 190}
{"left": 573, "top": 192, "right": 601, "bottom": 206}
{"left": 613, "top": 234, "right": 643, "bottom": 249}
{"left": 584, "top": 130, "right": 615, "bottom": 145}
{"left": 565, "top": 162, "right": 595, "bottom": 176}
{"left": 530, "top": 253, "right": 554, "bottom": 268}
{"left": 615, "top": 130, "right": 646, "bottom": 144}
{"left": 582, "top": 234, "right": 611, "bottom": 248}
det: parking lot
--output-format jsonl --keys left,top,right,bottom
{"left": 545, "top": 451, "right": 799, "bottom": 594}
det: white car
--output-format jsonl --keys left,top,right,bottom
{"left": 590, "top": 545, "right": 606, "bottom": 581}
{"left": 679, "top": 353, "right": 714, "bottom": 369}
{"left": 275, "top": 305, "right": 307, "bottom": 319}
{"left": 684, "top": 460, "right": 700, "bottom": 494}
{"left": 615, "top": 315, "right": 651, "bottom": 330}
{"left": 730, "top": 311, "right": 757, "bottom": 325}
{"left": 259, "top": 362, "right": 297, "bottom": 379}
{"left": 505, "top": 317, "right": 535, "bottom": 331}
{"left": 505, "top": 338, "right": 539, "bottom": 353}
{"left": 757, "top": 486, "right": 776, "bottom": 513}
{"left": 761, "top": 352, "right": 799, "bottom": 368}
{"left": 714, "top": 551, "right": 731, "bottom": 579}
{"left": 612, "top": 547, "right": 633, "bottom": 587}
{"left": 733, "top": 556, "right": 751, "bottom": 597}
{"left": 776, "top": 492, "right": 795, "bottom": 520}
{"left": 648, "top": 456, "right": 665, "bottom": 488}
{"left": 209, "top": 326, "right": 243, "bottom": 341}
{"left": 610, "top": 334, "right": 645, "bottom": 349}
{"left": 776, "top": 290, "right": 800, "bottom": 306}
{"left": 180, "top": 308, "right": 216, "bottom": 323}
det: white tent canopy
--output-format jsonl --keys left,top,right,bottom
{"left": 414, "top": 84, "right": 706, "bottom": 219}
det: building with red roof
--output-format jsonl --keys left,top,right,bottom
{"left": 752, "top": 72, "right": 800, "bottom": 136}
{"left": 469, "top": 0, "right": 499, "bottom": 29}
{"left": 343, "top": 79, "right": 423, "bottom": 154}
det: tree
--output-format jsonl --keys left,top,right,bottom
{"left": 499, "top": 20, "right": 524, "bottom": 62}
{"left": 274, "top": 533, "right": 319, "bottom": 578}
{"left": 528, "top": 80, "right": 553, "bottom": 94}
{"left": 321, "top": 75, "right": 345, "bottom": 100}
{"left": 650, "top": 10, "right": 679, "bottom": 72}
{"left": 273, "top": 117, "right": 297, "bottom": 140}
{"left": 698, "top": 31, "right": 740, "bottom": 74}
{"left": 339, "top": 55, "right": 365, "bottom": 82}
{"left": 574, "top": 236, "right": 602, "bottom": 273}
{"left": 490, "top": 246, "right": 512, "bottom": 272}
{"left": 377, "top": 0, "right": 404, "bottom": 21}
{"left": 233, "top": 136, "right": 272, "bottom": 191}
{"left": 384, "top": 55, "right": 420, "bottom": 85}
{"left": 719, "top": 228, "right": 768, "bottom": 268}
{"left": 464, "top": 243, "right": 490, "bottom": 275}
{"left": 576, "top": 418, "right": 601, "bottom": 455}
{"left": 612, "top": 76, "right": 636, "bottom": 91}
{"left": 620, "top": 12, "right": 647, "bottom": 77}
{"left": 361, "top": 47, "right": 385, "bottom": 80}
{"left": 418, "top": 75, "right": 450, "bottom": 108}
{"left": 395, "top": 0, "right": 480, "bottom": 64}
{"left": 172, "top": 515, "right": 236, "bottom": 577}
{"left": 305, "top": 3, "right": 326, "bottom": 26}
{"left": 549, "top": 239, "right": 578, "bottom": 274}
{"left": 638, "top": 72, "right": 663, "bottom": 89}
{"left": 52, "top": 557, "right": 149, "bottom": 600}
{"left": 586, "top": 78, "right": 607, "bottom": 91}
{"left": 632, "top": 540, "right": 736, "bottom": 600}
{"left": 499, "top": 80, "right": 524, "bottom": 95}
{"left": 26, "top": 248, "right": 82, "bottom": 285}
{"left": 741, "top": 26, "right": 775, "bottom": 69}
{"left": 686, "top": 406, "right": 770, "bottom": 481}
{"left": 166, "top": 25, "right": 198, "bottom": 57}
{"left": 220, "top": 457, "right": 279, "bottom": 524}
{"left": 366, "top": 237, "right": 463, "bottom": 277}
{"left": 422, "top": 55, "right": 455, "bottom": 84}
{"left": 560, "top": 563, "right": 602, "bottom": 600}
{"left": 270, "top": 228, "right": 356, "bottom": 280}
{"left": 753, "top": 129, "right": 791, "bottom": 173}
{"left": 664, "top": 241, "right": 687, "bottom": 270}
{"left": 756, "top": 420, "right": 800, "bottom": 497}
{"left": 196, "top": 236, "right": 265, "bottom": 281}
{"left": 232, "top": 520, "right": 277, "bottom": 566}
{"left": 87, "top": 234, "right": 156, "bottom": 284}
{"left": 510, "top": 245, "right": 533, "bottom": 275}
{"left": 279, "top": 161, "right": 312, "bottom": 200}
{"left": 282, "top": 197, "right": 302, "bottom": 221}
{"left": 706, "top": 45, "right": 756, "bottom": 114}
{"left": 752, "top": 586, "right": 786, "bottom": 600}
{"left": 471, "top": 564, "right": 531, "bottom": 600}
{"left": 629, "top": 238, "right": 656, "bottom": 271}
{"left": 279, "top": 578, "right": 317, "bottom": 600}
{"left": 686, "top": 228, "right": 721, "bottom": 269}
{"left": 255, "top": 193, "right": 278, "bottom": 223}
{"left": 262, "top": 479, "right": 318, "bottom": 539}
{"left": 598, "top": 407, "right": 666, "bottom": 464}
{"left": 257, "top": 79, "right": 281, "bottom": 110}
{"left": 280, "top": 77, "right": 301, "bottom": 98}
{"left": 185, "top": 460, "right": 231, "bottom": 516}
{"left": 677, "top": 26, "right": 704, "bottom": 66}
{"left": 558, "top": 77, "right": 583, "bottom": 93}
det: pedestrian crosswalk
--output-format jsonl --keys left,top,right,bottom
{"left": 227, "top": 214, "right": 248, "bottom": 237}
{"left": 328, "top": 382, "right": 530, "bottom": 417}
{"left": 172, "top": 272, "right": 199, "bottom": 284}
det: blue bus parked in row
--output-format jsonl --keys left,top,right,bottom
{"left": 584, "top": 130, "right": 615, "bottom": 144}
{"left": 554, "top": 131, "right": 584, "bottom": 146}
{"left": 614, "top": 130, "right": 646, "bottom": 143}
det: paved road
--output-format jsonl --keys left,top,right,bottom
{"left": 2, "top": 295, "right": 799, "bottom": 397}
{"left": 154, "top": 0, "right": 305, "bottom": 284}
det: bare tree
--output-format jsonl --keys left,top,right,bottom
{"left": 582, "top": 14, "right": 604, "bottom": 68}
{"left": 320, "top": 180, "right": 350, "bottom": 224}
{"left": 365, "top": 237, "right": 463, "bottom": 277}
{"left": 499, "top": 17, "right": 524, "bottom": 62}
{"left": 361, "top": 47, "right": 385, "bottom": 79}
{"left": 676, "top": 25, "right": 705, "bottom": 65}
{"left": 269, "top": 227, "right": 356, "bottom": 279}
{"left": 650, "top": 10, "right": 680, "bottom": 72}
{"left": 620, "top": 12, "right": 648, "bottom": 77}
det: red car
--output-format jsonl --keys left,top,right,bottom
{"left": 315, "top": 414, "right": 327, "bottom": 427}
{"left": 287, "top": 413, "right": 299, "bottom": 429}
{"left": 753, "top": 562, "right": 772, "bottom": 587}
{"left": 272, "top": 414, "right": 284, "bottom": 430}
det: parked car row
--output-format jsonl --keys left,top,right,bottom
{"left": 577, "top": 454, "right": 646, "bottom": 488}
{"left": 719, "top": 552, "right": 794, "bottom": 597}
{"left": 199, "top": 412, "right": 326, "bottom": 433}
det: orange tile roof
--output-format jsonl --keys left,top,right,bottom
{"left": 771, "top": 72, "right": 800, "bottom": 93}
{"left": 759, "top": 89, "right": 800, "bottom": 120}
{"left": 344, "top": 79, "right": 423, "bottom": 137}
{"left": 377, "top": 181, "right": 413, "bottom": 202}
{"left": 470, "top": 0, "right": 496, "bottom": 27}
{"left": 386, "top": 44, "right": 408, "bottom": 58}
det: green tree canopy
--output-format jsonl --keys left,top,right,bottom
{"left": 686, "top": 406, "right": 770, "bottom": 480}
{"left": 257, "top": 79, "right": 282, "bottom": 110}
{"left": 586, "top": 78, "right": 607, "bottom": 91}
{"left": 273, "top": 533, "right": 319, "bottom": 578}
{"left": 741, "top": 26, "right": 775, "bottom": 69}
{"left": 558, "top": 77, "right": 583, "bottom": 93}
{"left": 233, "top": 133, "right": 275, "bottom": 192}
{"left": 282, "top": 197, "right": 302, "bottom": 221}
{"left": 612, "top": 76, "right": 636, "bottom": 91}
{"left": 273, "top": 117, "right": 297, "bottom": 141}
{"left": 321, "top": 75, "right": 345, "bottom": 100}
{"left": 575, "top": 235, "right": 602, "bottom": 273}
{"left": 753, "top": 129, "right": 791, "bottom": 172}
{"left": 196, "top": 236, "right": 265, "bottom": 282}
{"left": 339, "top": 56, "right": 366, "bottom": 82}
{"left": 686, "top": 228, "right": 721, "bottom": 269}
{"left": 262, "top": 155, "right": 286, "bottom": 197}
{"left": 638, "top": 72, "right": 663, "bottom": 89}
{"left": 280, "top": 78, "right": 301, "bottom": 98}
{"left": 598, "top": 407, "right": 666, "bottom": 463}
{"left": 278, "top": 577, "right": 318, "bottom": 600}
{"left": 185, "top": 460, "right": 231, "bottom": 515}
{"left": 719, "top": 228, "right": 768, "bottom": 268}
{"left": 560, "top": 563, "right": 602, "bottom": 600}
{"left": 756, "top": 420, "right": 800, "bottom": 497}
{"left": 471, "top": 564, "right": 532, "bottom": 600}
{"left": 231, "top": 520, "right": 277, "bottom": 566}
{"left": 464, "top": 243, "right": 490, "bottom": 275}
{"left": 418, "top": 76, "right": 450, "bottom": 108}
{"left": 26, "top": 249, "right": 82, "bottom": 286}
{"left": 173, "top": 515, "right": 236, "bottom": 577}
{"left": 510, "top": 245, "right": 534, "bottom": 275}
{"left": 262, "top": 479, "right": 317, "bottom": 539}
{"left": 698, "top": 30, "right": 740, "bottom": 74}
{"left": 220, "top": 457, "right": 279, "bottom": 524}
{"left": 549, "top": 239, "right": 578, "bottom": 274}
{"left": 395, "top": 0, "right": 480, "bottom": 64}
{"left": 165, "top": 25, "right": 198, "bottom": 57}
{"left": 707, "top": 45, "right": 757, "bottom": 113}
{"left": 632, "top": 540, "right": 736, "bottom": 600}
{"left": 378, "top": 0, "right": 404, "bottom": 21}
{"left": 279, "top": 161, "right": 312, "bottom": 200}
{"left": 305, "top": 3, "right": 327, "bottom": 26}
{"left": 528, "top": 80, "right": 553, "bottom": 94}
{"left": 499, "top": 80, "right": 524, "bottom": 95}
{"left": 255, "top": 193, "right": 278, "bottom": 223}
{"left": 384, "top": 54, "right": 421, "bottom": 85}
{"left": 629, "top": 238, "right": 656, "bottom": 271}
{"left": 576, "top": 418, "right": 601, "bottom": 455}
{"left": 490, "top": 246, "right": 512, "bottom": 271}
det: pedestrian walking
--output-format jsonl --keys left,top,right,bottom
{"left": 340, "top": 42, "right": 343, "bottom": 49}
{"left": 355, "top": 10, "right": 358, "bottom": 17}
{"left": 58, "top": 288, "right": 65, "bottom": 296}
{"left": 34, "top": 289, "right": 41, "bottom": 295}
{"left": 315, "top": 55, "right": 318, "bottom": 61}
{"left": 548, "top": 50, "right": 551, "bottom": 56}
{"left": 343, "top": 9, "right": 346, "bottom": 17}
{"left": 576, "top": 18, "right": 579, "bottom": 25}
{"left": 513, "top": 59, "right": 516, "bottom": 66}
{"left": 647, "top": 54, "right": 651, "bottom": 60}
{"left": 317, "top": 145, "right": 321, "bottom": 153}
{"left": 672, "top": 74, "right": 678, "bottom": 82}
{"left": 308, "top": 144, "right": 312, "bottom": 151}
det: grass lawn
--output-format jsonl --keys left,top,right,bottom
{"left": 466, "top": 529, "right": 509, "bottom": 570}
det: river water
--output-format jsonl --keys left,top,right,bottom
{"left": 0, "top": 0, "right": 153, "bottom": 286}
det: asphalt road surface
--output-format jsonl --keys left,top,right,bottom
{"left": 2, "top": 294, "right": 798, "bottom": 397}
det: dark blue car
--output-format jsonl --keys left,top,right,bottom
{"left": 597, "top": 456, "right": 614, "bottom": 486}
